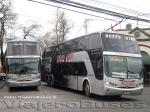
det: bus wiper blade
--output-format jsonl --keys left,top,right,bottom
{"left": 111, "top": 73, "right": 127, "bottom": 79}
{"left": 111, "top": 75, "right": 124, "bottom": 79}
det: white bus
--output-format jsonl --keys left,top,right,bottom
{"left": 41, "top": 31, "right": 143, "bottom": 97}
{"left": 6, "top": 38, "right": 41, "bottom": 90}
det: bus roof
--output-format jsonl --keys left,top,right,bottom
{"left": 7, "top": 38, "right": 38, "bottom": 43}
{"left": 45, "top": 31, "right": 134, "bottom": 49}
{"left": 100, "top": 31, "right": 134, "bottom": 36}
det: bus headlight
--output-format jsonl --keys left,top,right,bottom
{"left": 33, "top": 74, "right": 41, "bottom": 79}
{"left": 136, "top": 83, "right": 143, "bottom": 87}
{"left": 105, "top": 82, "right": 118, "bottom": 87}
{"left": 8, "top": 74, "right": 17, "bottom": 80}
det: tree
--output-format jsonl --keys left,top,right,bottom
{"left": 53, "top": 9, "right": 72, "bottom": 45}
{"left": 33, "top": 10, "right": 72, "bottom": 52}
{"left": 0, "top": 0, "right": 17, "bottom": 67}
{"left": 38, "top": 32, "right": 52, "bottom": 51}
{"left": 20, "top": 22, "right": 41, "bottom": 39}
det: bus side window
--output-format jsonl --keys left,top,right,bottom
{"left": 77, "top": 62, "right": 87, "bottom": 76}
{"left": 72, "top": 62, "right": 87, "bottom": 76}
{"left": 73, "top": 63, "right": 78, "bottom": 76}
{"left": 61, "top": 63, "right": 74, "bottom": 76}
{"left": 96, "top": 58, "right": 103, "bottom": 80}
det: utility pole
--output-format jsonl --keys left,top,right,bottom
{"left": 137, "top": 16, "right": 139, "bottom": 27}
{"left": 84, "top": 18, "right": 93, "bottom": 35}
{"left": 84, "top": 18, "right": 88, "bottom": 35}
{"left": 0, "top": 12, "right": 4, "bottom": 67}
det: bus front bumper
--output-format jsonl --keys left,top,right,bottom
{"left": 104, "top": 85, "right": 143, "bottom": 96}
{"left": 7, "top": 79, "right": 41, "bottom": 87}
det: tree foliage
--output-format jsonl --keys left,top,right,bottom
{"left": 0, "top": 0, "right": 16, "bottom": 39}
{"left": 53, "top": 9, "right": 72, "bottom": 44}
{"left": 0, "top": 0, "right": 17, "bottom": 65}
{"left": 21, "top": 23, "right": 41, "bottom": 39}
{"left": 38, "top": 9, "right": 72, "bottom": 51}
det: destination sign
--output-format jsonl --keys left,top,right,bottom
{"left": 105, "top": 34, "right": 136, "bottom": 41}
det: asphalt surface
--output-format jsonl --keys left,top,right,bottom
{"left": 0, "top": 81, "right": 6, "bottom": 89}
{"left": 0, "top": 82, "right": 149, "bottom": 112}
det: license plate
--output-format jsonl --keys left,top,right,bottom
{"left": 123, "top": 91, "right": 131, "bottom": 95}
{"left": 121, "top": 81, "right": 133, "bottom": 86}
{"left": 17, "top": 76, "right": 31, "bottom": 81}
{"left": 22, "top": 84, "right": 27, "bottom": 86}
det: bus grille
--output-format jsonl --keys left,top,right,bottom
{"left": 118, "top": 87, "right": 135, "bottom": 89}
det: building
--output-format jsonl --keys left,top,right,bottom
{"left": 116, "top": 27, "right": 150, "bottom": 86}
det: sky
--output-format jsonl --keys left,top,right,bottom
{"left": 12, "top": 0, "right": 150, "bottom": 39}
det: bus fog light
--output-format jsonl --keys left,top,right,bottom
{"left": 106, "top": 89, "right": 110, "bottom": 94}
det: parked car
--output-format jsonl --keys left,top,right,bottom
{"left": 0, "top": 62, "right": 6, "bottom": 81}
{"left": 0, "top": 73, "right": 6, "bottom": 81}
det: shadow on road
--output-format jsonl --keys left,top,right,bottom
{"left": 89, "top": 94, "right": 138, "bottom": 102}
{"left": 44, "top": 83, "right": 139, "bottom": 102}
{"left": 8, "top": 86, "right": 39, "bottom": 92}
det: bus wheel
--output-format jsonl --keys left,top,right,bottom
{"left": 33, "top": 86, "right": 38, "bottom": 90}
{"left": 9, "top": 87, "right": 14, "bottom": 91}
{"left": 84, "top": 81, "right": 90, "bottom": 97}
{"left": 48, "top": 75, "right": 54, "bottom": 87}
{"left": 113, "top": 95, "right": 122, "bottom": 98}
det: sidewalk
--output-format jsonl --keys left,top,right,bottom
{"left": 144, "top": 86, "right": 150, "bottom": 91}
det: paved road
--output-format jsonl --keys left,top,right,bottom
{"left": 0, "top": 82, "right": 149, "bottom": 112}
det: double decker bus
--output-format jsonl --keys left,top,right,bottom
{"left": 41, "top": 31, "right": 143, "bottom": 96}
{"left": 6, "top": 38, "right": 41, "bottom": 90}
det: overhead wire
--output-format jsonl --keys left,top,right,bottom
{"left": 106, "top": 18, "right": 125, "bottom": 31}
{"left": 81, "top": 0, "right": 148, "bottom": 16}
{"left": 88, "top": 0, "right": 150, "bottom": 18}
{"left": 28, "top": 0, "right": 150, "bottom": 30}
{"left": 108, "top": 0, "right": 150, "bottom": 14}
{"left": 44, "top": 0, "right": 150, "bottom": 23}
{"left": 28, "top": 0, "right": 120, "bottom": 22}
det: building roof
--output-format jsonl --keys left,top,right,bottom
{"left": 116, "top": 27, "right": 150, "bottom": 39}
{"left": 129, "top": 27, "right": 150, "bottom": 37}
{"left": 116, "top": 27, "right": 150, "bottom": 32}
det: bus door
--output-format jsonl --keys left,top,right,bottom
{"left": 64, "top": 62, "right": 87, "bottom": 90}
{"left": 62, "top": 63, "right": 74, "bottom": 89}
{"left": 67, "top": 62, "right": 78, "bottom": 90}
{"left": 94, "top": 58, "right": 104, "bottom": 93}
{"left": 68, "top": 62, "right": 79, "bottom": 90}
{"left": 74, "top": 62, "right": 88, "bottom": 90}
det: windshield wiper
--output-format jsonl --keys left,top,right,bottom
{"left": 127, "top": 71, "right": 141, "bottom": 79}
{"left": 111, "top": 73, "right": 127, "bottom": 79}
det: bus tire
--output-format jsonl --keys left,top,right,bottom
{"left": 9, "top": 87, "right": 14, "bottom": 91}
{"left": 48, "top": 75, "right": 55, "bottom": 87}
{"left": 33, "top": 86, "right": 38, "bottom": 90}
{"left": 83, "top": 81, "right": 91, "bottom": 97}
{"left": 114, "top": 95, "right": 122, "bottom": 98}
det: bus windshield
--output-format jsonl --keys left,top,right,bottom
{"left": 127, "top": 57, "right": 143, "bottom": 78}
{"left": 7, "top": 58, "right": 40, "bottom": 74}
{"left": 101, "top": 33, "right": 140, "bottom": 54}
{"left": 105, "top": 56, "right": 142, "bottom": 79}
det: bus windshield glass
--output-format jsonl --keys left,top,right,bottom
{"left": 105, "top": 56, "right": 142, "bottom": 79}
{"left": 7, "top": 58, "right": 40, "bottom": 74}
{"left": 101, "top": 33, "right": 140, "bottom": 54}
{"left": 127, "top": 57, "right": 143, "bottom": 78}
